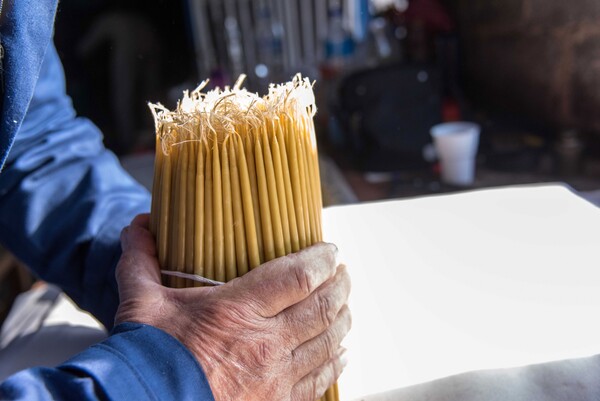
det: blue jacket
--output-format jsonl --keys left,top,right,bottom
{"left": 0, "top": 1, "right": 214, "bottom": 399}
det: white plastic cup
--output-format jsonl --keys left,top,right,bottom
{"left": 430, "top": 122, "right": 481, "bottom": 186}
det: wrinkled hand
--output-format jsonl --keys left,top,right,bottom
{"left": 115, "top": 214, "right": 351, "bottom": 401}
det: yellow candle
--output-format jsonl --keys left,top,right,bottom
{"left": 204, "top": 145, "right": 214, "bottom": 280}
{"left": 150, "top": 135, "right": 163, "bottom": 237}
{"left": 227, "top": 136, "right": 249, "bottom": 275}
{"left": 221, "top": 140, "right": 237, "bottom": 281}
{"left": 254, "top": 135, "right": 275, "bottom": 261}
{"left": 275, "top": 123, "right": 300, "bottom": 252}
{"left": 236, "top": 135, "right": 260, "bottom": 269}
{"left": 185, "top": 142, "right": 197, "bottom": 275}
{"left": 294, "top": 129, "right": 312, "bottom": 246}
{"left": 212, "top": 138, "right": 225, "bottom": 283}
{"left": 270, "top": 131, "right": 292, "bottom": 255}
{"left": 286, "top": 116, "right": 307, "bottom": 249}
{"left": 156, "top": 148, "right": 171, "bottom": 269}
{"left": 168, "top": 144, "right": 183, "bottom": 287}
{"left": 149, "top": 75, "right": 338, "bottom": 400}
{"left": 194, "top": 143, "right": 205, "bottom": 282}
{"left": 177, "top": 144, "right": 190, "bottom": 287}
{"left": 244, "top": 133, "right": 265, "bottom": 263}
{"left": 261, "top": 128, "right": 285, "bottom": 258}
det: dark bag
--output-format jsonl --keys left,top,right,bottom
{"left": 332, "top": 64, "right": 442, "bottom": 172}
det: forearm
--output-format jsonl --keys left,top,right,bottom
{"left": 0, "top": 323, "right": 214, "bottom": 401}
{"left": 0, "top": 43, "right": 150, "bottom": 328}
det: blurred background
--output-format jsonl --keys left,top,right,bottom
{"left": 2, "top": 0, "right": 600, "bottom": 332}
{"left": 2, "top": 0, "right": 599, "bottom": 382}
{"left": 51, "top": 0, "right": 600, "bottom": 203}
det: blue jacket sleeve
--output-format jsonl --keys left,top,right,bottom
{"left": 0, "top": 42, "right": 150, "bottom": 330}
{"left": 0, "top": 323, "right": 215, "bottom": 401}
{"left": 0, "top": 5, "right": 216, "bottom": 400}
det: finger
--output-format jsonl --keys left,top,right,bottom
{"left": 290, "top": 305, "right": 351, "bottom": 380}
{"left": 280, "top": 265, "right": 350, "bottom": 346}
{"left": 120, "top": 215, "right": 156, "bottom": 255}
{"left": 291, "top": 347, "right": 348, "bottom": 401}
{"left": 130, "top": 213, "right": 150, "bottom": 229}
{"left": 116, "top": 221, "right": 162, "bottom": 294}
{"left": 225, "top": 242, "right": 338, "bottom": 317}
{"left": 114, "top": 228, "right": 164, "bottom": 325}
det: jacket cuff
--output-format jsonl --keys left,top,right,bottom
{"left": 60, "top": 322, "right": 215, "bottom": 401}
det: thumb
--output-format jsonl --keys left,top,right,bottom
{"left": 121, "top": 214, "right": 154, "bottom": 254}
{"left": 225, "top": 242, "right": 338, "bottom": 317}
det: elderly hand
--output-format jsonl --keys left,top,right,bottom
{"left": 115, "top": 214, "right": 351, "bottom": 401}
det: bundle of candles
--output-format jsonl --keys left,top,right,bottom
{"left": 148, "top": 75, "right": 338, "bottom": 401}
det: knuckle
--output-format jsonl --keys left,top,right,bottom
{"left": 249, "top": 338, "right": 288, "bottom": 374}
{"left": 341, "top": 266, "right": 351, "bottom": 291}
{"left": 346, "top": 307, "right": 353, "bottom": 329}
{"left": 292, "top": 264, "right": 315, "bottom": 295}
{"left": 120, "top": 225, "right": 130, "bottom": 238}
{"left": 251, "top": 334, "right": 283, "bottom": 366}
{"left": 340, "top": 305, "right": 352, "bottom": 331}
{"left": 115, "top": 253, "right": 134, "bottom": 276}
{"left": 291, "top": 381, "right": 314, "bottom": 401}
{"left": 258, "top": 341, "right": 274, "bottom": 363}
{"left": 317, "top": 293, "right": 336, "bottom": 327}
{"left": 325, "top": 246, "right": 337, "bottom": 268}
{"left": 307, "top": 375, "right": 320, "bottom": 401}
{"left": 313, "top": 370, "right": 330, "bottom": 399}
{"left": 292, "top": 363, "right": 333, "bottom": 401}
{"left": 321, "top": 329, "right": 337, "bottom": 359}
{"left": 332, "top": 356, "right": 345, "bottom": 381}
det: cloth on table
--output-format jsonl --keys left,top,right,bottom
{"left": 0, "top": 284, "right": 106, "bottom": 381}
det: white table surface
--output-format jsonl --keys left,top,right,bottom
{"left": 323, "top": 184, "right": 600, "bottom": 401}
